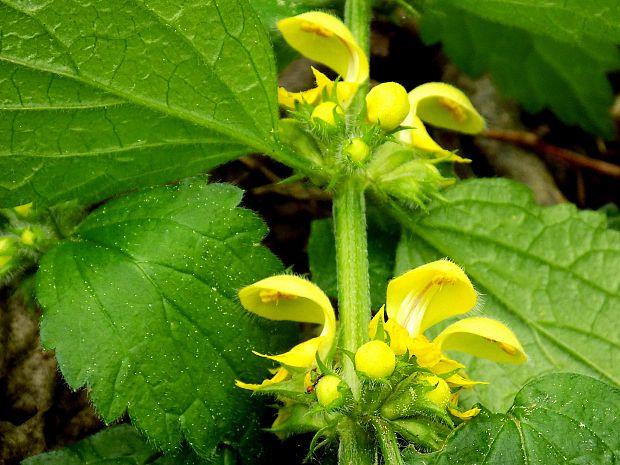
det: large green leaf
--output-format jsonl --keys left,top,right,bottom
{"left": 36, "top": 180, "right": 293, "bottom": 455}
{"left": 404, "top": 373, "right": 620, "bottom": 464}
{"left": 394, "top": 179, "right": 620, "bottom": 411}
{"left": 420, "top": 1, "right": 620, "bottom": 137}
{"left": 0, "top": 0, "right": 279, "bottom": 206}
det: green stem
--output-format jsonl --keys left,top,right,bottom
{"left": 344, "top": 0, "right": 371, "bottom": 120}
{"left": 370, "top": 417, "right": 405, "bottom": 465}
{"left": 333, "top": 175, "right": 371, "bottom": 398}
{"left": 338, "top": 417, "right": 376, "bottom": 465}
{"left": 344, "top": 0, "right": 371, "bottom": 58}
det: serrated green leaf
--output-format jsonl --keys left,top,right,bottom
{"left": 0, "top": 0, "right": 279, "bottom": 206}
{"left": 420, "top": 2, "right": 620, "bottom": 137}
{"left": 308, "top": 217, "right": 398, "bottom": 310}
{"left": 36, "top": 179, "right": 295, "bottom": 456}
{"left": 426, "top": 0, "right": 620, "bottom": 46}
{"left": 403, "top": 373, "right": 620, "bottom": 464}
{"left": 394, "top": 179, "right": 620, "bottom": 411}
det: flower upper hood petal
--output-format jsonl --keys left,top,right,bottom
{"left": 434, "top": 316, "right": 527, "bottom": 364}
{"left": 277, "top": 12, "right": 369, "bottom": 84}
{"left": 408, "top": 82, "right": 485, "bottom": 135}
{"left": 386, "top": 260, "right": 477, "bottom": 336}
{"left": 239, "top": 274, "right": 336, "bottom": 339}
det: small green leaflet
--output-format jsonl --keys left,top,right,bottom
{"left": 22, "top": 424, "right": 162, "bottom": 465}
{"left": 0, "top": 0, "right": 279, "bottom": 207}
{"left": 403, "top": 373, "right": 620, "bottom": 464}
{"left": 21, "top": 424, "right": 231, "bottom": 465}
{"left": 420, "top": 1, "right": 620, "bottom": 137}
{"left": 395, "top": 179, "right": 620, "bottom": 411}
{"left": 36, "top": 180, "right": 294, "bottom": 456}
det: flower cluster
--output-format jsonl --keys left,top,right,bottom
{"left": 276, "top": 12, "right": 486, "bottom": 206}
{"left": 236, "top": 260, "right": 526, "bottom": 448}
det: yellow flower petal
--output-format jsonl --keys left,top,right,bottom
{"left": 408, "top": 334, "right": 442, "bottom": 367}
{"left": 449, "top": 406, "right": 481, "bottom": 420}
{"left": 277, "top": 12, "right": 369, "bottom": 84}
{"left": 431, "top": 357, "right": 465, "bottom": 374}
{"left": 445, "top": 373, "right": 488, "bottom": 388}
{"left": 277, "top": 85, "right": 321, "bottom": 108}
{"left": 386, "top": 260, "right": 477, "bottom": 337}
{"left": 253, "top": 337, "right": 325, "bottom": 368}
{"left": 408, "top": 82, "right": 485, "bottom": 135}
{"left": 277, "top": 67, "right": 358, "bottom": 109}
{"left": 434, "top": 317, "right": 527, "bottom": 364}
{"left": 368, "top": 308, "right": 411, "bottom": 356}
{"left": 385, "top": 320, "right": 412, "bottom": 356}
{"left": 368, "top": 306, "right": 385, "bottom": 340}
{"left": 399, "top": 115, "right": 471, "bottom": 163}
{"left": 235, "top": 366, "right": 289, "bottom": 391}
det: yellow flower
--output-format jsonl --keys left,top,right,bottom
{"left": 365, "top": 82, "right": 410, "bottom": 131}
{"left": 370, "top": 260, "right": 526, "bottom": 369}
{"left": 235, "top": 275, "right": 336, "bottom": 390}
{"left": 355, "top": 340, "right": 396, "bottom": 379}
{"left": 277, "top": 12, "right": 368, "bottom": 108}
{"left": 399, "top": 83, "right": 485, "bottom": 161}
{"left": 311, "top": 101, "right": 344, "bottom": 126}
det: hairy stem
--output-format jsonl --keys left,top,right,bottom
{"left": 338, "top": 417, "right": 376, "bottom": 465}
{"left": 333, "top": 175, "right": 371, "bottom": 398}
{"left": 370, "top": 417, "right": 405, "bottom": 465}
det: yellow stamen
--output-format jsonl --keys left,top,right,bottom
{"left": 438, "top": 97, "right": 467, "bottom": 122}
{"left": 259, "top": 289, "right": 298, "bottom": 303}
{"left": 300, "top": 21, "right": 334, "bottom": 38}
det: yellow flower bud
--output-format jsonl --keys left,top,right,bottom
{"left": 311, "top": 101, "right": 344, "bottom": 126}
{"left": 13, "top": 202, "right": 33, "bottom": 217}
{"left": 366, "top": 82, "right": 410, "bottom": 131}
{"left": 419, "top": 374, "right": 450, "bottom": 409}
{"left": 0, "top": 237, "right": 13, "bottom": 253}
{"left": 0, "top": 236, "right": 16, "bottom": 271}
{"left": 315, "top": 374, "right": 343, "bottom": 407}
{"left": 21, "top": 228, "right": 36, "bottom": 246}
{"left": 344, "top": 138, "right": 370, "bottom": 164}
{"left": 0, "top": 255, "right": 10, "bottom": 268}
{"left": 355, "top": 340, "right": 396, "bottom": 379}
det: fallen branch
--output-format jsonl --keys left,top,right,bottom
{"left": 481, "top": 129, "right": 620, "bottom": 179}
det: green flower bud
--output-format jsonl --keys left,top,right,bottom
{"left": 367, "top": 143, "right": 449, "bottom": 207}
{"left": 419, "top": 374, "right": 450, "bottom": 409}
{"left": 380, "top": 373, "right": 453, "bottom": 424}
{"left": 366, "top": 82, "right": 410, "bottom": 131}
{"left": 311, "top": 101, "right": 343, "bottom": 126}
{"left": 344, "top": 138, "right": 370, "bottom": 164}
{"left": 315, "top": 374, "right": 344, "bottom": 408}
{"left": 355, "top": 340, "right": 396, "bottom": 379}
{"left": 268, "top": 401, "right": 328, "bottom": 437}
{"left": 390, "top": 417, "right": 451, "bottom": 451}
